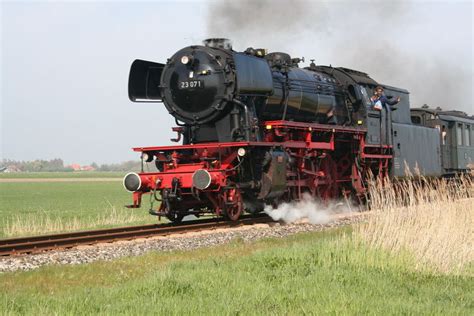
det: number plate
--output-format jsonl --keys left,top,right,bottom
{"left": 178, "top": 80, "right": 204, "bottom": 90}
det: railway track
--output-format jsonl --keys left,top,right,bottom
{"left": 0, "top": 215, "right": 273, "bottom": 256}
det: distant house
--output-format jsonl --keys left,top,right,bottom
{"left": 68, "top": 164, "right": 82, "bottom": 171}
{"left": 67, "top": 164, "right": 96, "bottom": 171}
{"left": 2, "top": 165, "right": 21, "bottom": 173}
{"left": 81, "top": 165, "right": 96, "bottom": 171}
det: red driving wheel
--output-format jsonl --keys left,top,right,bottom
{"left": 222, "top": 188, "right": 243, "bottom": 221}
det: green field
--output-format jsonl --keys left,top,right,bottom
{"left": 1, "top": 228, "right": 471, "bottom": 314}
{"left": 0, "top": 171, "right": 124, "bottom": 179}
{"left": 0, "top": 178, "right": 156, "bottom": 238}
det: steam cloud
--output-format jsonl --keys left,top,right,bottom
{"left": 207, "top": 0, "right": 473, "bottom": 113}
{"left": 264, "top": 194, "right": 352, "bottom": 224}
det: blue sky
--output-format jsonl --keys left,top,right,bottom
{"left": 1, "top": 0, "right": 472, "bottom": 164}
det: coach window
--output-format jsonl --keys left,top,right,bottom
{"left": 465, "top": 125, "right": 471, "bottom": 146}
{"left": 471, "top": 125, "right": 474, "bottom": 147}
{"left": 457, "top": 124, "right": 463, "bottom": 146}
{"left": 456, "top": 124, "right": 462, "bottom": 146}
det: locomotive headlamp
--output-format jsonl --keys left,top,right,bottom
{"left": 141, "top": 153, "right": 153, "bottom": 163}
{"left": 237, "top": 147, "right": 246, "bottom": 157}
{"left": 155, "top": 178, "right": 162, "bottom": 187}
{"left": 181, "top": 55, "right": 191, "bottom": 65}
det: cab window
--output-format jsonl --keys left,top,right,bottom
{"left": 411, "top": 116, "right": 421, "bottom": 125}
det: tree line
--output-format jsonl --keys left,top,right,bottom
{"left": 1, "top": 159, "right": 141, "bottom": 172}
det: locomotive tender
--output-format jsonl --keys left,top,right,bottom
{"left": 123, "top": 38, "right": 474, "bottom": 222}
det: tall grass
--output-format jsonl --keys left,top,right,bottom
{"left": 357, "top": 173, "right": 473, "bottom": 274}
{"left": 2, "top": 207, "right": 151, "bottom": 238}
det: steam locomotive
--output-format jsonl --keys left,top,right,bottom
{"left": 123, "top": 38, "right": 474, "bottom": 222}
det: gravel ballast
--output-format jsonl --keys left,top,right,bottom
{"left": 0, "top": 216, "right": 361, "bottom": 273}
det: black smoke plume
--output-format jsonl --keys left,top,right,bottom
{"left": 207, "top": 0, "right": 473, "bottom": 113}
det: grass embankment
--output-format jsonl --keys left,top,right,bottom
{"left": 1, "top": 228, "right": 472, "bottom": 314}
{"left": 0, "top": 180, "right": 155, "bottom": 238}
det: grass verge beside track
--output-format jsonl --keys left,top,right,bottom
{"left": 0, "top": 228, "right": 472, "bottom": 314}
{"left": 0, "top": 180, "right": 155, "bottom": 238}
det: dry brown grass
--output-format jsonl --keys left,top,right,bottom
{"left": 469, "top": 163, "right": 474, "bottom": 176}
{"left": 357, "top": 173, "right": 473, "bottom": 274}
{"left": 2, "top": 207, "right": 149, "bottom": 238}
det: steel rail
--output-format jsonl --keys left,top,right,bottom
{"left": 0, "top": 214, "right": 272, "bottom": 256}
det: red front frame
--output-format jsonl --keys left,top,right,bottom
{"left": 128, "top": 120, "right": 392, "bottom": 214}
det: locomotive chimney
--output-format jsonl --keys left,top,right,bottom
{"left": 203, "top": 38, "right": 232, "bottom": 50}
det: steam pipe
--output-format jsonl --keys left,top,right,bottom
{"left": 230, "top": 108, "right": 240, "bottom": 140}
{"left": 281, "top": 73, "right": 290, "bottom": 121}
{"left": 232, "top": 99, "right": 251, "bottom": 141}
